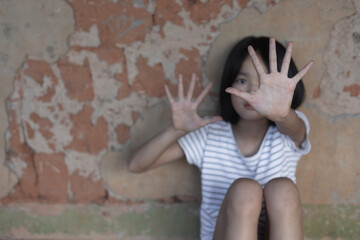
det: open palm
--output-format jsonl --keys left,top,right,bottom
{"left": 225, "top": 38, "right": 313, "bottom": 122}
{"left": 165, "top": 74, "right": 222, "bottom": 133}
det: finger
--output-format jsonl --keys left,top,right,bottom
{"left": 194, "top": 82, "right": 212, "bottom": 107}
{"left": 178, "top": 74, "right": 184, "bottom": 100}
{"left": 248, "top": 46, "right": 265, "bottom": 75}
{"left": 292, "top": 60, "right": 314, "bottom": 84}
{"left": 269, "top": 37, "right": 277, "bottom": 72}
{"left": 281, "top": 41, "right": 293, "bottom": 74}
{"left": 200, "top": 116, "right": 223, "bottom": 126}
{"left": 225, "top": 87, "right": 252, "bottom": 103}
{"left": 186, "top": 73, "right": 196, "bottom": 101}
{"left": 165, "top": 85, "right": 175, "bottom": 105}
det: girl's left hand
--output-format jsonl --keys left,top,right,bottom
{"left": 225, "top": 38, "right": 313, "bottom": 122}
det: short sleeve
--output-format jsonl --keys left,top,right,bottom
{"left": 177, "top": 125, "right": 209, "bottom": 168}
{"left": 282, "top": 110, "right": 311, "bottom": 154}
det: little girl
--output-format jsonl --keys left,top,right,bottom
{"left": 129, "top": 36, "right": 313, "bottom": 240}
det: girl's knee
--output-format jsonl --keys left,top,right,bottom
{"left": 225, "top": 178, "right": 263, "bottom": 216}
{"left": 264, "top": 177, "right": 301, "bottom": 215}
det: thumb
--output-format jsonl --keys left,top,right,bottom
{"left": 225, "top": 87, "right": 251, "bottom": 102}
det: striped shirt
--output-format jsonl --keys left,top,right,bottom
{"left": 178, "top": 110, "right": 311, "bottom": 240}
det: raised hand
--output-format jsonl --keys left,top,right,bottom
{"left": 165, "top": 74, "right": 222, "bottom": 133}
{"left": 225, "top": 38, "right": 313, "bottom": 122}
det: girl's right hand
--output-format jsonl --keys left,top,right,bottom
{"left": 165, "top": 73, "right": 222, "bottom": 134}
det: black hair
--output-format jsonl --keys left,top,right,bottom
{"left": 219, "top": 36, "right": 305, "bottom": 125}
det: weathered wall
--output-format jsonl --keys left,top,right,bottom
{"left": 0, "top": 0, "right": 359, "bottom": 239}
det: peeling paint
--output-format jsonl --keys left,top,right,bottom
{"left": 311, "top": 0, "right": 360, "bottom": 115}
{"left": 1, "top": 0, "right": 360, "bottom": 238}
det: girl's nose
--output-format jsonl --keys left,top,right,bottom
{"left": 249, "top": 79, "right": 259, "bottom": 93}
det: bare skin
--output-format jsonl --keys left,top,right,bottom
{"left": 129, "top": 38, "right": 313, "bottom": 240}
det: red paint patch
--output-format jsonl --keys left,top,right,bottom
{"left": 346, "top": 70, "right": 351, "bottom": 78}
{"left": 131, "top": 111, "right": 141, "bottom": 123}
{"left": 238, "top": 0, "right": 250, "bottom": 8}
{"left": 116, "top": 124, "right": 131, "bottom": 144}
{"left": 174, "top": 48, "right": 204, "bottom": 97}
{"left": 182, "top": 0, "right": 235, "bottom": 24}
{"left": 25, "top": 122, "right": 35, "bottom": 139}
{"left": 343, "top": 83, "right": 360, "bottom": 97}
{"left": 67, "top": 0, "right": 152, "bottom": 45}
{"left": 155, "top": 0, "right": 183, "bottom": 28}
{"left": 24, "top": 58, "right": 57, "bottom": 86}
{"left": 133, "top": 57, "right": 166, "bottom": 97}
{"left": 1, "top": 151, "right": 38, "bottom": 204}
{"left": 176, "top": 48, "right": 201, "bottom": 79}
{"left": 72, "top": 45, "right": 127, "bottom": 66}
{"left": 313, "top": 84, "right": 321, "bottom": 99}
{"left": 69, "top": 172, "right": 106, "bottom": 203}
{"left": 35, "top": 153, "right": 69, "bottom": 203}
{"left": 30, "top": 113, "right": 54, "bottom": 141}
{"left": 115, "top": 73, "right": 131, "bottom": 100}
{"left": 66, "top": 105, "right": 109, "bottom": 154}
{"left": 7, "top": 110, "right": 29, "bottom": 152}
{"left": 58, "top": 57, "right": 94, "bottom": 101}
{"left": 23, "top": 58, "right": 58, "bottom": 102}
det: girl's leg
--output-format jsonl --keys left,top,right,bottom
{"left": 213, "top": 178, "right": 263, "bottom": 240}
{"left": 263, "top": 177, "right": 303, "bottom": 240}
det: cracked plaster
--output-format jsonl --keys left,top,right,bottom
{"left": 1, "top": 0, "right": 360, "bottom": 206}
{"left": 311, "top": 0, "right": 360, "bottom": 116}
{"left": 0, "top": 0, "right": 74, "bottom": 199}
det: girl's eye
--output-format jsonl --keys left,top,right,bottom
{"left": 236, "top": 78, "right": 246, "bottom": 84}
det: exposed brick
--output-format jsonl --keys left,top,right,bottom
{"left": 67, "top": 0, "right": 152, "bottom": 45}
{"left": 25, "top": 122, "right": 35, "bottom": 139}
{"left": 24, "top": 58, "right": 57, "bottom": 86}
{"left": 133, "top": 57, "right": 166, "bottom": 98}
{"left": 21, "top": 58, "right": 58, "bottom": 102}
{"left": 343, "top": 83, "right": 360, "bottom": 97}
{"left": 7, "top": 110, "right": 27, "bottom": 153}
{"left": 115, "top": 73, "right": 131, "bottom": 100}
{"left": 1, "top": 151, "right": 38, "bottom": 204}
{"left": 66, "top": 105, "right": 109, "bottom": 154}
{"left": 58, "top": 56, "right": 94, "bottom": 101}
{"left": 238, "top": 0, "right": 250, "bottom": 8}
{"left": 155, "top": 0, "right": 183, "bottom": 28}
{"left": 29, "top": 113, "right": 54, "bottom": 140}
{"left": 69, "top": 172, "right": 106, "bottom": 203}
{"left": 116, "top": 124, "right": 131, "bottom": 144}
{"left": 182, "top": 0, "right": 235, "bottom": 24}
{"left": 34, "top": 153, "right": 69, "bottom": 203}
{"left": 175, "top": 48, "right": 203, "bottom": 97}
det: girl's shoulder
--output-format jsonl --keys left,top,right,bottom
{"left": 205, "top": 120, "right": 230, "bottom": 131}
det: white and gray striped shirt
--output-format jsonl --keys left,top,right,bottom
{"left": 178, "top": 110, "right": 311, "bottom": 240}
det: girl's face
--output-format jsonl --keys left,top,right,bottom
{"left": 231, "top": 55, "right": 268, "bottom": 122}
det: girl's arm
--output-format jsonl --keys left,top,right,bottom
{"left": 128, "top": 74, "right": 222, "bottom": 173}
{"left": 274, "top": 109, "right": 306, "bottom": 147}
{"left": 128, "top": 126, "right": 185, "bottom": 173}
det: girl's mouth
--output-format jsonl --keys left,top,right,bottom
{"left": 244, "top": 103, "right": 254, "bottom": 110}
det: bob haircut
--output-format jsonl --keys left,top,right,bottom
{"left": 219, "top": 36, "right": 305, "bottom": 125}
